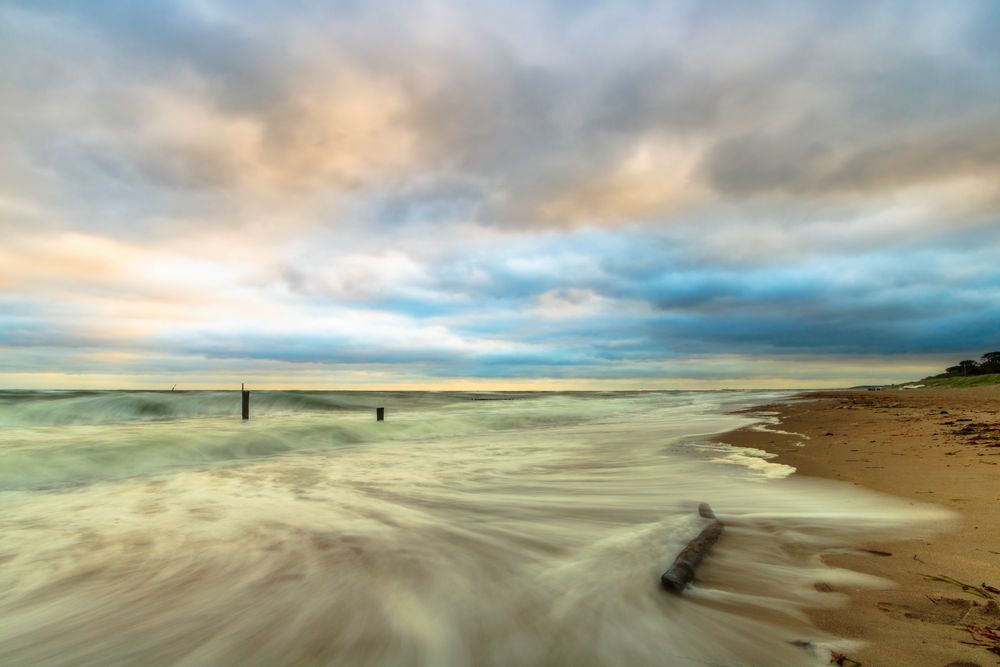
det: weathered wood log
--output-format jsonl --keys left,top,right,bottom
{"left": 661, "top": 502, "right": 724, "bottom": 593}
{"left": 241, "top": 384, "right": 250, "bottom": 421}
{"left": 376, "top": 407, "right": 385, "bottom": 421}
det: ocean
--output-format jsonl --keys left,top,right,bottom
{"left": 0, "top": 390, "right": 947, "bottom": 666}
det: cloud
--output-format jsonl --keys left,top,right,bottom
{"left": 702, "top": 113, "right": 1000, "bottom": 204}
{"left": 2, "top": 1, "right": 999, "bottom": 387}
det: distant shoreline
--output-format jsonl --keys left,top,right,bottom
{"left": 717, "top": 387, "right": 1000, "bottom": 666}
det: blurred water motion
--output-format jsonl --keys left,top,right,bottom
{"left": 0, "top": 391, "right": 949, "bottom": 666}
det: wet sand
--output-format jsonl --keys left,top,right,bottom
{"left": 718, "top": 387, "right": 1000, "bottom": 666}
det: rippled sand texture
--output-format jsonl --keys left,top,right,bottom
{"left": 0, "top": 391, "right": 950, "bottom": 666}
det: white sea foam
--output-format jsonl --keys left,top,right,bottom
{"left": 0, "top": 391, "right": 951, "bottom": 666}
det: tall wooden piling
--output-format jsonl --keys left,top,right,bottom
{"left": 241, "top": 383, "right": 250, "bottom": 420}
{"left": 376, "top": 407, "right": 385, "bottom": 421}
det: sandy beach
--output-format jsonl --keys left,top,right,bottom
{"left": 720, "top": 387, "right": 1000, "bottom": 666}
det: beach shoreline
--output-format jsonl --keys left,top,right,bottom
{"left": 717, "top": 387, "right": 1000, "bottom": 666}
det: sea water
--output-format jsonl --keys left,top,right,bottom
{"left": 0, "top": 390, "right": 949, "bottom": 666}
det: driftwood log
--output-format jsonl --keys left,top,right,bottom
{"left": 661, "top": 503, "right": 724, "bottom": 593}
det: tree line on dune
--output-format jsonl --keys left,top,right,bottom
{"left": 941, "top": 352, "right": 1000, "bottom": 377}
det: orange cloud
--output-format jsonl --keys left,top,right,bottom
{"left": 536, "top": 137, "right": 709, "bottom": 224}
{"left": 128, "top": 68, "right": 423, "bottom": 195}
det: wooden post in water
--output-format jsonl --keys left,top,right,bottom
{"left": 241, "top": 383, "right": 250, "bottom": 421}
{"left": 376, "top": 407, "right": 385, "bottom": 421}
{"left": 661, "top": 503, "right": 724, "bottom": 594}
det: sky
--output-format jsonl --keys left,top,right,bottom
{"left": 1, "top": 0, "right": 999, "bottom": 390}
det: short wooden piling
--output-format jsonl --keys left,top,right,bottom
{"left": 661, "top": 502, "right": 724, "bottom": 594}
{"left": 241, "top": 384, "right": 250, "bottom": 420}
{"left": 376, "top": 407, "right": 385, "bottom": 421}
